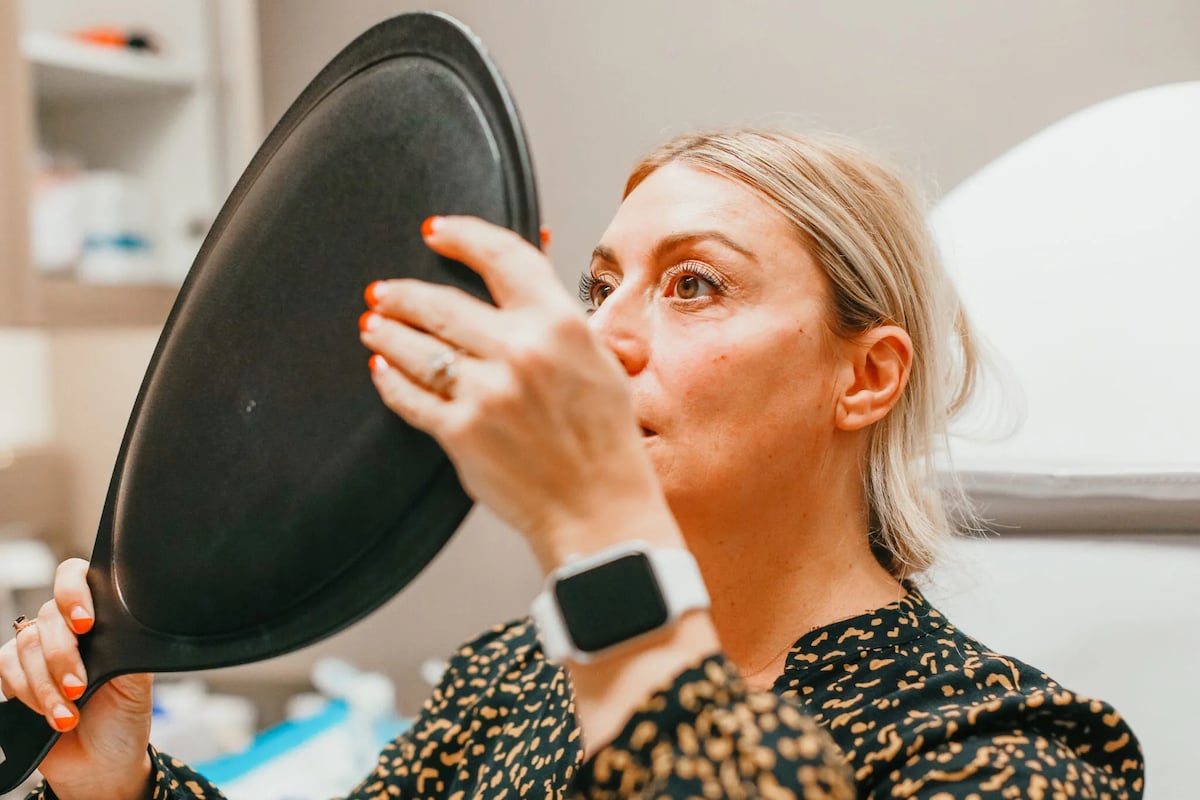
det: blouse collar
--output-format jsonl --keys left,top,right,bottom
{"left": 780, "top": 580, "right": 947, "bottom": 680}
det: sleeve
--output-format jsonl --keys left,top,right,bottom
{"left": 864, "top": 693, "right": 1145, "bottom": 799}
{"left": 27, "top": 623, "right": 520, "bottom": 800}
{"left": 571, "top": 654, "right": 854, "bottom": 800}
{"left": 341, "top": 622, "right": 525, "bottom": 799}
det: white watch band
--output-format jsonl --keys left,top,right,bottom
{"left": 530, "top": 540, "right": 710, "bottom": 664}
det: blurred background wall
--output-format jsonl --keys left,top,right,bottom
{"left": 3, "top": 0, "right": 1196, "bottom": 794}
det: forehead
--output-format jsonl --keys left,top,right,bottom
{"left": 599, "top": 161, "right": 797, "bottom": 251}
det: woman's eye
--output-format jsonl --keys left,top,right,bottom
{"left": 666, "top": 262, "right": 724, "bottom": 300}
{"left": 578, "top": 273, "right": 615, "bottom": 309}
{"left": 593, "top": 283, "right": 614, "bottom": 306}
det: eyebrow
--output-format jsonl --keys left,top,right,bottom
{"left": 591, "top": 230, "right": 758, "bottom": 268}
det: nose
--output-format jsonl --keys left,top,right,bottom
{"left": 587, "top": 286, "right": 649, "bottom": 376}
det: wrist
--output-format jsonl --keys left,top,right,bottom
{"left": 53, "top": 750, "right": 153, "bottom": 800}
{"left": 534, "top": 499, "right": 684, "bottom": 577}
{"left": 116, "top": 751, "right": 154, "bottom": 800}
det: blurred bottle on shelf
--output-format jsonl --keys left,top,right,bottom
{"left": 77, "top": 169, "right": 156, "bottom": 284}
{"left": 30, "top": 149, "right": 84, "bottom": 275}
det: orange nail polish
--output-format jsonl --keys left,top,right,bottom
{"left": 69, "top": 606, "right": 93, "bottom": 635}
{"left": 359, "top": 311, "right": 378, "bottom": 333}
{"left": 540, "top": 227, "right": 551, "bottom": 248}
{"left": 62, "top": 674, "right": 85, "bottom": 701}
{"left": 51, "top": 704, "right": 77, "bottom": 731}
{"left": 422, "top": 216, "right": 439, "bottom": 237}
{"left": 369, "top": 354, "right": 388, "bottom": 374}
{"left": 364, "top": 281, "right": 386, "bottom": 307}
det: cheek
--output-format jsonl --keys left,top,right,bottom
{"left": 667, "top": 326, "right": 834, "bottom": 427}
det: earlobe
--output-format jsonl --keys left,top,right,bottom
{"left": 835, "top": 326, "right": 913, "bottom": 432}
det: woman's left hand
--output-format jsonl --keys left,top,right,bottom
{"left": 360, "top": 215, "right": 678, "bottom": 571}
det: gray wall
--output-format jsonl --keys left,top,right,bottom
{"left": 249, "top": 1, "right": 1200, "bottom": 792}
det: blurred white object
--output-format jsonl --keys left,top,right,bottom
{"left": 420, "top": 657, "right": 448, "bottom": 687}
{"left": 0, "top": 536, "right": 56, "bottom": 635}
{"left": 311, "top": 657, "right": 398, "bottom": 777}
{"left": 150, "top": 679, "right": 256, "bottom": 764}
{"left": 0, "top": 330, "right": 54, "bottom": 450}
{"left": 196, "top": 659, "right": 409, "bottom": 800}
{"left": 30, "top": 157, "right": 84, "bottom": 274}
{"left": 0, "top": 536, "right": 56, "bottom": 589}
{"left": 933, "top": 82, "right": 1200, "bottom": 524}
{"left": 77, "top": 170, "right": 156, "bottom": 283}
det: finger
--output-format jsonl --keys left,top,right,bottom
{"left": 368, "top": 354, "right": 451, "bottom": 435}
{"left": 362, "top": 280, "right": 504, "bottom": 358}
{"left": 420, "top": 216, "right": 566, "bottom": 309}
{"left": 0, "top": 640, "right": 28, "bottom": 700}
{"left": 14, "top": 623, "right": 77, "bottom": 729}
{"left": 540, "top": 226, "right": 551, "bottom": 252}
{"left": 362, "top": 314, "right": 478, "bottom": 395}
{"left": 54, "top": 558, "right": 95, "bottom": 635}
{"left": 36, "top": 599, "right": 88, "bottom": 702}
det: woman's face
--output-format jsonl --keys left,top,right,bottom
{"left": 585, "top": 162, "right": 854, "bottom": 527}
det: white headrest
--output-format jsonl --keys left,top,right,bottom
{"left": 931, "top": 83, "right": 1200, "bottom": 526}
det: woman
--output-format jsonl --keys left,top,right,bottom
{"left": 1, "top": 130, "right": 1143, "bottom": 799}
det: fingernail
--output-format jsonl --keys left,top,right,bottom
{"left": 540, "top": 227, "right": 551, "bottom": 248}
{"left": 69, "top": 605, "right": 93, "bottom": 635}
{"left": 369, "top": 354, "right": 389, "bottom": 374}
{"left": 51, "top": 704, "right": 77, "bottom": 731}
{"left": 422, "top": 216, "right": 441, "bottom": 237}
{"left": 364, "top": 280, "right": 387, "bottom": 308}
{"left": 359, "top": 311, "right": 379, "bottom": 333}
{"left": 62, "top": 674, "right": 85, "bottom": 701}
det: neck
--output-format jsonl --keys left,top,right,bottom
{"left": 672, "top": 475, "right": 903, "bottom": 690}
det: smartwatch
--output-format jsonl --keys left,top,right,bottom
{"left": 530, "top": 540, "right": 710, "bottom": 663}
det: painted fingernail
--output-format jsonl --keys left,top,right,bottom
{"left": 369, "top": 354, "right": 389, "bottom": 374}
{"left": 540, "top": 227, "right": 551, "bottom": 248}
{"left": 51, "top": 704, "right": 77, "bottom": 731}
{"left": 422, "top": 216, "right": 441, "bottom": 237}
{"left": 359, "top": 311, "right": 379, "bottom": 333}
{"left": 364, "top": 281, "right": 387, "bottom": 308}
{"left": 69, "top": 605, "right": 93, "bottom": 635}
{"left": 62, "top": 674, "right": 85, "bottom": 701}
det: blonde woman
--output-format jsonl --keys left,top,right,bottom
{"left": 1, "top": 131, "right": 1143, "bottom": 799}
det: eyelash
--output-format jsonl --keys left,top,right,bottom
{"left": 665, "top": 260, "right": 728, "bottom": 295}
{"left": 578, "top": 260, "right": 728, "bottom": 307}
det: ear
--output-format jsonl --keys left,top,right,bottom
{"left": 835, "top": 325, "right": 913, "bottom": 432}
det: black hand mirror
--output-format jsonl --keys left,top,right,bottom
{"left": 0, "top": 12, "right": 539, "bottom": 791}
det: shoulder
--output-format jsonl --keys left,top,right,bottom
{"left": 426, "top": 617, "right": 549, "bottom": 709}
{"left": 445, "top": 617, "right": 542, "bottom": 673}
{"left": 782, "top": 587, "right": 1144, "bottom": 797}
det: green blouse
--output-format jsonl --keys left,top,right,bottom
{"left": 32, "top": 583, "right": 1144, "bottom": 799}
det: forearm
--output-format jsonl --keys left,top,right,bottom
{"left": 571, "top": 652, "right": 854, "bottom": 799}
{"left": 566, "top": 609, "right": 721, "bottom": 760}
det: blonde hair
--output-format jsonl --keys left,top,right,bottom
{"left": 625, "top": 130, "right": 979, "bottom": 578}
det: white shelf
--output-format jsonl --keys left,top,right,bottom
{"left": 21, "top": 30, "right": 198, "bottom": 100}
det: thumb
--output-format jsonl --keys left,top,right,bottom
{"left": 106, "top": 673, "right": 154, "bottom": 713}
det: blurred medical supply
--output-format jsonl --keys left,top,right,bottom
{"left": 193, "top": 658, "right": 410, "bottom": 800}
{"left": 77, "top": 170, "right": 156, "bottom": 283}
{"left": 30, "top": 152, "right": 158, "bottom": 284}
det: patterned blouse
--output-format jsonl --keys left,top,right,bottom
{"left": 31, "top": 583, "right": 1144, "bottom": 799}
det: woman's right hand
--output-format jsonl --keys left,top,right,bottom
{"left": 0, "top": 559, "right": 154, "bottom": 800}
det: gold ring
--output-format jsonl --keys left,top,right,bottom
{"left": 12, "top": 615, "right": 36, "bottom": 635}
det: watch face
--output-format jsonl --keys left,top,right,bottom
{"left": 554, "top": 552, "right": 670, "bottom": 653}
